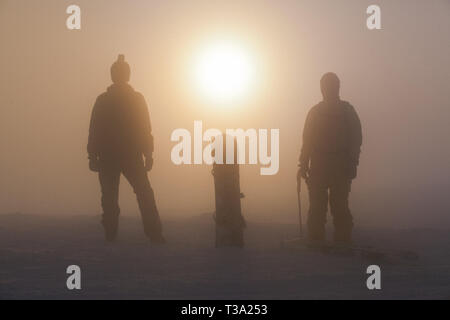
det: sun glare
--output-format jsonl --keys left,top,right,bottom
{"left": 195, "top": 42, "right": 253, "bottom": 102}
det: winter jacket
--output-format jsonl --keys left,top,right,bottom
{"left": 299, "top": 100, "right": 362, "bottom": 174}
{"left": 87, "top": 84, "right": 154, "bottom": 159}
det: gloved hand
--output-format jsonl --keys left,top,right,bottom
{"left": 89, "top": 157, "right": 100, "bottom": 172}
{"left": 348, "top": 164, "right": 357, "bottom": 180}
{"left": 297, "top": 166, "right": 309, "bottom": 181}
{"left": 144, "top": 156, "right": 154, "bottom": 172}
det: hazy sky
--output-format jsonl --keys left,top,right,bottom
{"left": 0, "top": 0, "right": 449, "bottom": 228}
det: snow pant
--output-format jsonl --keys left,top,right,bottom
{"left": 98, "top": 156, "right": 162, "bottom": 240}
{"left": 307, "top": 172, "right": 353, "bottom": 243}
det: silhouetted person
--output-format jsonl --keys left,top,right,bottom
{"left": 298, "top": 73, "right": 362, "bottom": 245}
{"left": 87, "top": 55, "right": 165, "bottom": 244}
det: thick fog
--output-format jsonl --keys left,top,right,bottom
{"left": 1, "top": 0, "right": 449, "bottom": 228}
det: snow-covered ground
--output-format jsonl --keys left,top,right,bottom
{"left": 0, "top": 213, "right": 449, "bottom": 300}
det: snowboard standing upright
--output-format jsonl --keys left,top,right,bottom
{"left": 212, "top": 136, "right": 246, "bottom": 248}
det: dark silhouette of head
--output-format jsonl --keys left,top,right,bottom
{"left": 111, "top": 54, "right": 130, "bottom": 84}
{"left": 320, "top": 72, "right": 340, "bottom": 101}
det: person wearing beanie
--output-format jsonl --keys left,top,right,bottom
{"left": 87, "top": 55, "right": 165, "bottom": 244}
{"left": 298, "top": 73, "right": 362, "bottom": 245}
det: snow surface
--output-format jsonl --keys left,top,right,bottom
{"left": 0, "top": 213, "right": 449, "bottom": 299}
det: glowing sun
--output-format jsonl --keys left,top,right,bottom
{"left": 195, "top": 42, "right": 254, "bottom": 102}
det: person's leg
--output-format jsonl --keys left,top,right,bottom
{"left": 98, "top": 162, "right": 121, "bottom": 241}
{"left": 122, "top": 157, "right": 163, "bottom": 241}
{"left": 329, "top": 177, "right": 353, "bottom": 244}
{"left": 307, "top": 176, "right": 329, "bottom": 243}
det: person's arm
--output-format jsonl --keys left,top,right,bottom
{"left": 138, "top": 94, "right": 154, "bottom": 158}
{"left": 347, "top": 104, "right": 362, "bottom": 168}
{"left": 299, "top": 109, "right": 314, "bottom": 172}
{"left": 87, "top": 97, "right": 101, "bottom": 160}
{"left": 87, "top": 96, "right": 102, "bottom": 172}
{"left": 137, "top": 93, "right": 154, "bottom": 171}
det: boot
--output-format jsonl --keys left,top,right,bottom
{"left": 307, "top": 223, "right": 326, "bottom": 247}
{"left": 102, "top": 216, "right": 119, "bottom": 242}
{"left": 333, "top": 227, "right": 352, "bottom": 245}
{"left": 149, "top": 233, "right": 166, "bottom": 245}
